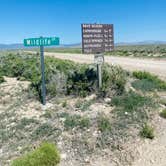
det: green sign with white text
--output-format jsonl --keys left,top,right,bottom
{"left": 24, "top": 37, "right": 60, "bottom": 47}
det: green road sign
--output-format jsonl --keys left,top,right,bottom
{"left": 24, "top": 37, "right": 60, "bottom": 47}
{"left": 23, "top": 36, "right": 60, "bottom": 105}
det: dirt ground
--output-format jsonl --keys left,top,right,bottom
{"left": 132, "top": 115, "right": 166, "bottom": 166}
{"left": 21, "top": 51, "right": 166, "bottom": 166}
{"left": 1, "top": 52, "right": 166, "bottom": 165}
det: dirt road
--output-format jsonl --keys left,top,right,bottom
{"left": 39, "top": 52, "right": 166, "bottom": 80}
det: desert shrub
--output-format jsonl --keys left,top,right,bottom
{"left": 67, "top": 66, "right": 97, "bottom": 97}
{"left": 32, "top": 123, "right": 55, "bottom": 139}
{"left": 0, "top": 53, "right": 75, "bottom": 100}
{"left": 45, "top": 47, "right": 82, "bottom": 54}
{"left": 15, "top": 118, "right": 39, "bottom": 130}
{"left": 64, "top": 115, "right": 81, "bottom": 130}
{"left": 133, "top": 71, "right": 155, "bottom": 80}
{"left": 58, "top": 112, "right": 70, "bottom": 118}
{"left": 0, "top": 75, "right": 5, "bottom": 84}
{"left": 110, "top": 90, "right": 154, "bottom": 131}
{"left": 132, "top": 79, "right": 157, "bottom": 91}
{"left": 75, "top": 99, "right": 83, "bottom": 108}
{"left": 64, "top": 115, "right": 90, "bottom": 130}
{"left": 101, "top": 65, "right": 127, "bottom": 97}
{"left": 96, "top": 115, "right": 112, "bottom": 149}
{"left": 98, "top": 116, "right": 111, "bottom": 132}
{"left": 108, "top": 84, "right": 155, "bottom": 141}
{"left": 79, "top": 117, "right": 90, "bottom": 129}
{"left": 62, "top": 100, "right": 67, "bottom": 107}
{"left": 111, "top": 91, "right": 152, "bottom": 112}
{"left": 133, "top": 71, "right": 166, "bottom": 91}
{"left": 75, "top": 99, "right": 94, "bottom": 111}
{"left": 140, "top": 124, "right": 154, "bottom": 139}
{"left": 46, "top": 82, "right": 57, "bottom": 96}
{"left": 0, "top": 53, "right": 127, "bottom": 100}
{"left": 11, "top": 142, "right": 60, "bottom": 166}
{"left": 160, "top": 109, "right": 166, "bottom": 119}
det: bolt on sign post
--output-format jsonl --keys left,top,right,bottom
{"left": 81, "top": 23, "right": 114, "bottom": 89}
{"left": 24, "top": 37, "right": 60, "bottom": 105}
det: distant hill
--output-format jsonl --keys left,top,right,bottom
{"left": 0, "top": 43, "right": 81, "bottom": 50}
{"left": 0, "top": 44, "right": 24, "bottom": 50}
{"left": 0, "top": 41, "right": 166, "bottom": 50}
{"left": 116, "top": 41, "right": 166, "bottom": 46}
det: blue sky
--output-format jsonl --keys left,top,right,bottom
{"left": 0, "top": 0, "right": 166, "bottom": 44}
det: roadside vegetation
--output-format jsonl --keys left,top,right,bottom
{"left": 0, "top": 53, "right": 127, "bottom": 100}
{"left": 12, "top": 142, "right": 60, "bottom": 166}
{"left": 140, "top": 124, "right": 155, "bottom": 139}
{"left": 160, "top": 109, "right": 166, "bottom": 119}
{"left": 44, "top": 47, "right": 82, "bottom": 54}
{"left": 105, "top": 44, "right": 166, "bottom": 58}
{"left": 0, "top": 75, "right": 5, "bottom": 83}
{"left": 132, "top": 71, "right": 166, "bottom": 91}
{"left": 0, "top": 51, "right": 165, "bottom": 165}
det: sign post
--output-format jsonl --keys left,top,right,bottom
{"left": 24, "top": 36, "right": 60, "bottom": 105}
{"left": 40, "top": 44, "right": 46, "bottom": 105}
{"left": 94, "top": 54, "right": 104, "bottom": 89}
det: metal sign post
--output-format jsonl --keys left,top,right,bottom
{"left": 94, "top": 54, "right": 104, "bottom": 89}
{"left": 40, "top": 44, "right": 46, "bottom": 105}
{"left": 24, "top": 36, "right": 60, "bottom": 105}
{"left": 97, "top": 63, "right": 102, "bottom": 89}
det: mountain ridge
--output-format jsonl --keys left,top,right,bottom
{"left": 0, "top": 41, "right": 166, "bottom": 50}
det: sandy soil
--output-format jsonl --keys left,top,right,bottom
{"left": 132, "top": 115, "right": 166, "bottom": 166}
{"left": 37, "top": 52, "right": 166, "bottom": 80}
{"left": 39, "top": 52, "right": 166, "bottom": 165}
{"left": 4, "top": 52, "right": 166, "bottom": 165}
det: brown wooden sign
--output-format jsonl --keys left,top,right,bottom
{"left": 81, "top": 24, "right": 114, "bottom": 54}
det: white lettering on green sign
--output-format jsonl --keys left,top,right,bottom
{"left": 24, "top": 37, "right": 60, "bottom": 47}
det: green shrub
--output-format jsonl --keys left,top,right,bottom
{"left": 79, "top": 117, "right": 90, "bottom": 129}
{"left": 46, "top": 83, "right": 57, "bottom": 97}
{"left": 0, "top": 75, "right": 5, "bottom": 84}
{"left": 64, "top": 115, "right": 81, "bottom": 130}
{"left": 133, "top": 71, "right": 166, "bottom": 91}
{"left": 98, "top": 116, "right": 111, "bottom": 132}
{"left": 11, "top": 142, "right": 60, "bottom": 166}
{"left": 32, "top": 123, "right": 54, "bottom": 139}
{"left": 67, "top": 66, "right": 97, "bottom": 97}
{"left": 101, "top": 65, "right": 127, "bottom": 96}
{"left": 140, "top": 124, "right": 154, "bottom": 139}
{"left": 133, "top": 71, "right": 157, "bottom": 80}
{"left": 75, "top": 99, "right": 94, "bottom": 112}
{"left": 67, "top": 64, "right": 126, "bottom": 97}
{"left": 64, "top": 115, "right": 90, "bottom": 130}
{"left": 45, "top": 47, "right": 81, "bottom": 54}
{"left": 111, "top": 91, "right": 152, "bottom": 112}
{"left": 75, "top": 99, "right": 82, "bottom": 108}
{"left": 62, "top": 100, "right": 67, "bottom": 107}
{"left": 0, "top": 53, "right": 127, "bottom": 100}
{"left": 0, "top": 53, "right": 76, "bottom": 100}
{"left": 15, "top": 118, "right": 39, "bottom": 130}
{"left": 109, "top": 91, "right": 155, "bottom": 136}
{"left": 132, "top": 79, "right": 157, "bottom": 91}
{"left": 160, "top": 109, "right": 166, "bottom": 119}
